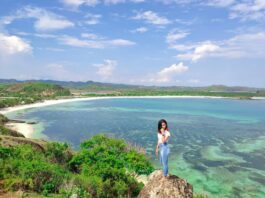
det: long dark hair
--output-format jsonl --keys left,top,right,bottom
{"left": 157, "top": 119, "right": 169, "bottom": 134}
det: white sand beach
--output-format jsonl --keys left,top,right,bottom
{"left": 0, "top": 95, "right": 232, "bottom": 115}
{"left": 4, "top": 122, "right": 34, "bottom": 138}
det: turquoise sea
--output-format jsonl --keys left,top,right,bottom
{"left": 5, "top": 98, "right": 265, "bottom": 197}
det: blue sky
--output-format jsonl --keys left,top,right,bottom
{"left": 0, "top": 0, "right": 264, "bottom": 87}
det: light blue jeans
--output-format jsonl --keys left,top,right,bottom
{"left": 159, "top": 142, "right": 170, "bottom": 176}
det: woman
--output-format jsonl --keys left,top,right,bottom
{"left": 156, "top": 119, "right": 171, "bottom": 179}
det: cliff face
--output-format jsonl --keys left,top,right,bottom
{"left": 137, "top": 170, "right": 193, "bottom": 198}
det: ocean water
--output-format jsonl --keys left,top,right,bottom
{"left": 5, "top": 98, "right": 265, "bottom": 197}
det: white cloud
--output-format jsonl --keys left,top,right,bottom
{"left": 0, "top": 33, "right": 32, "bottom": 55}
{"left": 156, "top": 62, "right": 188, "bottom": 82}
{"left": 104, "top": 0, "right": 126, "bottom": 4}
{"left": 157, "top": 0, "right": 265, "bottom": 22}
{"left": 177, "top": 42, "right": 220, "bottom": 62}
{"left": 132, "top": 10, "right": 171, "bottom": 25}
{"left": 59, "top": 35, "right": 105, "bottom": 48}
{"left": 136, "top": 62, "right": 188, "bottom": 83}
{"left": 131, "top": 27, "right": 148, "bottom": 33}
{"left": 1, "top": 6, "right": 74, "bottom": 31}
{"left": 94, "top": 59, "right": 117, "bottom": 78}
{"left": 131, "top": 0, "right": 145, "bottom": 2}
{"left": 107, "top": 39, "right": 135, "bottom": 46}
{"left": 61, "top": 0, "right": 100, "bottom": 8}
{"left": 59, "top": 35, "right": 135, "bottom": 48}
{"left": 61, "top": 0, "right": 144, "bottom": 8}
{"left": 84, "top": 13, "right": 102, "bottom": 25}
{"left": 166, "top": 29, "right": 189, "bottom": 45}
{"left": 230, "top": 0, "right": 265, "bottom": 21}
{"left": 204, "top": 0, "right": 235, "bottom": 7}
{"left": 81, "top": 33, "right": 101, "bottom": 39}
{"left": 219, "top": 31, "right": 265, "bottom": 58}
{"left": 157, "top": 0, "right": 198, "bottom": 5}
{"left": 172, "top": 31, "right": 265, "bottom": 62}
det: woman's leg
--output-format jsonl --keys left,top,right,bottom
{"left": 163, "top": 146, "right": 169, "bottom": 176}
{"left": 160, "top": 145, "right": 168, "bottom": 177}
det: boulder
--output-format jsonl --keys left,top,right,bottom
{"left": 138, "top": 170, "right": 193, "bottom": 198}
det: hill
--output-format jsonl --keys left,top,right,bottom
{"left": 0, "top": 82, "right": 71, "bottom": 108}
{"left": 0, "top": 79, "right": 265, "bottom": 99}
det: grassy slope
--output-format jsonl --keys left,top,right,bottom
{"left": 0, "top": 82, "right": 72, "bottom": 108}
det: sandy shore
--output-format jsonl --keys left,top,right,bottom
{"left": 4, "top": 122, "right": 34, "bottom": 138}
{"left": 1, "top": 95, "right": 265, "bottom": 115}
{"left": 0, "top": 95, "right": 231, "bottom": 115}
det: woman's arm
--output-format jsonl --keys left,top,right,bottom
{"left": 156, "top": 140, "right": 160, "bottom": 149}
{"left": 156, "top": 140, "right": 159, "bottom": 156}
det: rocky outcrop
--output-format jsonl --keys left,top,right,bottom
{"left": 137, "top": 170, "right": 193, "bottom": 198}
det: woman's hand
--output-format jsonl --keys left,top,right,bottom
{"left": 155, "top": 147, "right": 159, "bottom": 156}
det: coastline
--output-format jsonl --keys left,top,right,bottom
{"left": 1, "top": 95, "right": 265, "bottom": 139}
{"left": 2, "top": 95, "right": 264, "bottom": 115}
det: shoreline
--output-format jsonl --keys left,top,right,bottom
{"left": 1, "top": 95, "right": 265, "bottom": 138}
{"left": 1, "top": 95, "right": 265, "bottom": 115}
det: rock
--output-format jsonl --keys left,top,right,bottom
{"left": 137, "top": 170, "right": 193, "bottom": 198}
{"left": 70, "top": 193, "right": 79, "bottom": 198}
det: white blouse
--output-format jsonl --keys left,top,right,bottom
{"left": 157, "top": 130, "right": 171, "bottom": 144}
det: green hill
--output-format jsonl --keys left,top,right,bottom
{"left": 0, "top": 82, "right": 71, "bottom": 108}
{"left": 1, "top": 79, "right": 264, "bottom": 99}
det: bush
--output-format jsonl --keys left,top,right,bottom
{"left": 68, "top": 134, "right": 153, "bottom": 197}
{"left": 45, "top": 142, "right": 73, "bottom": 165}
{"left": 0, "top": 144, "right": 70, "bottom": 193}
{"left": 0, "top": 134, "right": 153, "bottom": 197}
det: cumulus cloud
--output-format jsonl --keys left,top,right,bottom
{"left": 0, "top": 33, "right": 32, "bottom": 55}
{"left": 94, "top": 59, "right": 117, "bottom": 78}
{"left": 177, "top": 42, "right": 220, "bottom": 62}
{"left": 132, "top": 10, "right": 171, "bottom": 25}
{"left": 1, "top": 6, "right": 74, "bottom": 31}
{"left": 156, "top": 62, "right": 189, "bottom": 82}
{"left": 134, "top": 62, "right": 188, "bottom": 83}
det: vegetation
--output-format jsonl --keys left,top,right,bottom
{"left": 0, "top": 133, "right": 154, "bottom": 197}
{"left": 0, "top": 80, "right": 265, "bottom": 110}
{"left": 0, "top": 82, "right": 71, "bottom": 108}
{"left": 81, "top": 89, "right": 265, "bottom": 99}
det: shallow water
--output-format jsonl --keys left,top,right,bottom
{"left": 6, "top": 98, "right": 265, "bottom": 197}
